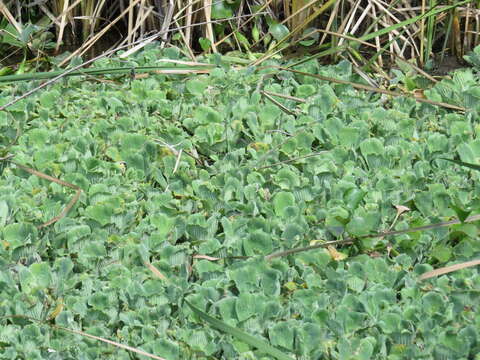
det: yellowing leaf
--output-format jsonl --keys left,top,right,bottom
{"left": 283, "top": 281, "right": 297, "bottom": 292}
{"left": 48, "top": 298, "right": 64, "bottom": 320}
{"left": 327, "top": 246, "right": 347, "bottom": 261}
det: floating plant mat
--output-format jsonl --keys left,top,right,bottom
{"left": 1, "top": 45, "right": 480, "bottom": 359}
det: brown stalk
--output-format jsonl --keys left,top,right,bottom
{"left": 261, "top": 91, "right": 297, "bottom": 116}
{"left": 118, "top": 13, "right": 260, "bottom": 59}
{"left": 172, "top": 17, "right": 197, "bottom": 60}
{"left": 278, "top": 67, "right": 466, "bottom": 112}
{"left": 203, "top": 0, "right": 217, "bottom": 52}
{"left": 145, "top": 261, "right": 168, "bottom": 281}
{"left": 264, "top": 213, "right": 480, "bottom": 261}
{"left": 319, "top": 0, "right": 340, "bottom": 46}
{"left": 90, "top": 0, "right": 108, "bottom": 37}
{"left": 185, "top": 0, "right": 193, "bottom": 46}
{"left": 6, "top": 160, "right": 82, "bottom": 229}
{"left": 55, "top": 0, "right": 70, "bottom": 53}
{"left": 159, "top": 0, "right": 175, "bottom": 46}
{"left": 336, "top": 0, "right": 363, "bottom": 48}
{"left": 254, "top": 151, "right": 327, "bottom": 170}
{"left": 251, "top": 0, "right": 319, "bottom": 50}
{"left": 117, "top": 4, "right": 154, "bottom": 50}
{"left": 418, "top": 259, "right": 480, "bottom": 280}
{"left": 127, "top": 0, "right": 135, "bottom": 47}
{"left": 261, "top": 90, "right": 306, "bottom": 103}
{"left": 297, "top": 28, "right": 436, "bottom": 82}
{"left": 420, "top": 0, "right": 426, "bottom": 66}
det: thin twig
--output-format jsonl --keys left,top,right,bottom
{"left": 0, "top": 315, "right": 166, "bottom": 360}
{"left": 418, "top": 259, "right": 480, "bottom": 280}
{"left": 255, "top": 151, "right": 328, "bottom": 170}
{"left": 6, "top": 160, "right": 82, "bottom": 229}
{"left": 261, "top": 90, "right": 306, "bottom": 103}
{"left": 261, "top": 91, "right": 297, "bottom": 116}
{"left": 264, "top": 213, "right": 480, "bottom": 260}
{"left": 279, "top": 67, "right": 466, "bottom": 112}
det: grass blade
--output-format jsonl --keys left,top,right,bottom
{"left": 0, "top": 65, "right": 214, "bottom": 83}
{"left": 441, "top": 158, "right": 480, "bottom": 171}
{"left": 185, "top": 301, "right": 294, "bottom": 360}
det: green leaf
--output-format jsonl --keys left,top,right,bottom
{"left": 273, "top": 191, "right": 296, "bottom": 218}
{"left": 84, "top": 203, "right": 114, "bottom": 226}
{"left": 3, "top": 223, "right": 37, "bottom": 250}
{"left": 186, "top": 79, "right": 208, "bottom": 96}
{"left": 199, "top": 37, "right": 212, "bottom": 52}
{"left": 450, "top": 204, "right": 471, "bottom": 223}
{"left": 422, "top": 292, "right": 445, "bottom": 315}
{"left": 152, "top": 339, "right": 180, "bottom": 360}
{"left": 151, "top": 213, "right": 174, "bottom": 238}
{"left": 212, "top": 1, "right": 233, "bottom": 19}
{"left": 296, "top": 84, "right": 316, "bottom": 98}
{"left": 235, "top": 293, "right": 257, "bottom": 322}
{"left": 428, "top": 134, "right": 449, "bottom": 153}
{"left": 29, "top": 262, "right": 52, "bottom": 289}
{"left": 252, "top": 24, "right": 260, "bottom": 42}
{"left": 360, "top": 138, "right": 383, "bottom": 156}
{"left": 269, "top": 321, "right": 295, "bottom": 350}
{"left": 457, "top": 143, "right": 475, "bottom": 164}
{"left": 261, "top": 268, "right": 281, "bottom": 296}
{"left": 258, "top": 104, "right": 281, "bottom": 130}
{"left": 432, "top": 244, "right": 452, "bottom": 262}
{"left": 0, "top": 200, "right": 8, "bottom": 227}
{"left": 217, "top": 297, "right": 237, "bottom": 326}
{"left": 269, "top": 24, "right": 290, "bottom": 42}
{"left": 195, "top": 105, "right": 222, "bottom": 124}
{"left": 185, "top": 301, "right": 294, "bottom": 360}
{"left": 243, "top": 230, "right": 273, "bottom": 255}
{"left": 378, "top": 313, "right": 402, "bottom": 334}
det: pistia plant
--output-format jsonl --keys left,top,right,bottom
{"left": 1, "top": 44, "right": 480, "bottom": 359}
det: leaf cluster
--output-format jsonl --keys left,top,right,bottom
{"left": 1, "top": 46, "right": 480, "bottom": 359}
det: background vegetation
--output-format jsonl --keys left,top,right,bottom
{"left": 0, "top": 0, "right": 479, "bottom": 72}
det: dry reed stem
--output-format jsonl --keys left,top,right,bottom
{"left": 203, "top": 0, "right": 217, "bottom": 52}
{"left": 55, "top": 0, "right": 70, "bottom": 52}
{"left": 0, "top": 0, "right": 22, "bottom": 34}
{"left": 59, "top": 0, "right": 142, "bottom": 66}
{"left": 419, "top": 259, "right": 480, "bottom": 280}
{"left": 117, "top": 4, "right": 153, "bottom": 50}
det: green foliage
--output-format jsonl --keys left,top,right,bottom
{"left": 1, "top": 46, "right": 480, "bottom": 359}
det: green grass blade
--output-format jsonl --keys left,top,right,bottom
{"left": 185, "top": 300, "right": 294, "bottom": 360}
{"left": 0, "top": 65, "right": 214, "bottom": 83}
{"left": 441, "top": 158, "right": 480, "bottom": 171}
